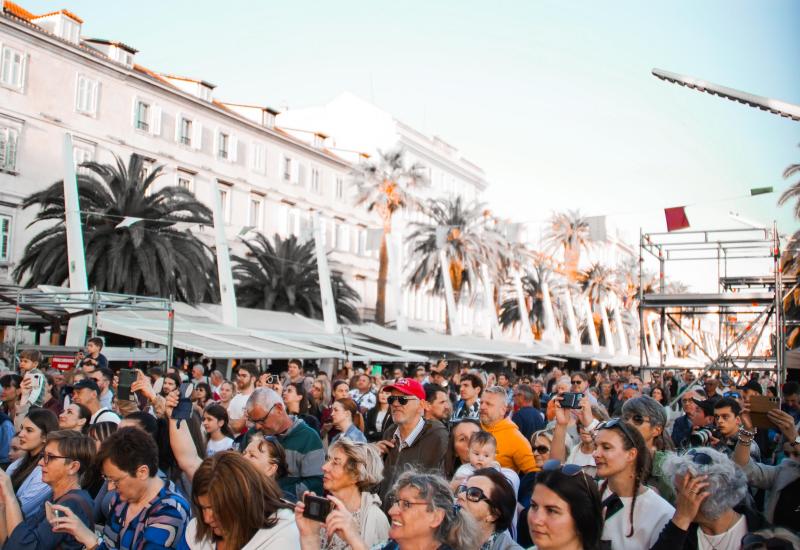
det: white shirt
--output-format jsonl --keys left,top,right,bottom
{"left": 567, "top": 445, "right": 597, "bottom": 478}
{"left": 227, "top": 391, "right": 251, "bottom": 420}
{"left": 206, "top": 436, "right": 234, "bottom": 457}
{"left": 696, "top": 514, "right": 747, "bottom": 550}
{"left": 601, "top": 487, "right": 674, "bottom": 550}
{"left": 90, "top": 407, "right": 120, "bottom": 425}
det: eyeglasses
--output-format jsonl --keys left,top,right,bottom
{"left": 686, "top": 449, "right": 713, "bottom": 466}
{"left": 386, "top": 495, "right": 430, "bottom": 510}
{"left": 622, "top": 413, "right": 649, "bottom": 426}
{"left": 39, "top": 452, "right": 73, "bottom": 465}
{"left": 456, "top": 484, "right": 491, "bottom": 504}
{"left": 532, "top": 445, "right": 551, "bottom": 454}
{"left": 387, "top": 395, "right": 418, "bottom": 406}
{"left": 101, "top": 473, "right": 131, "bottom": 487}
{"left": 247, "top": 404, "right": 275, "bottom": 425}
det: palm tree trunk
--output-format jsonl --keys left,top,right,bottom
{"left": 565, "top": 246, "right": 581, "bottom": 281}
{"left": 376, "top": 220, "right": 391, "bottom": 325}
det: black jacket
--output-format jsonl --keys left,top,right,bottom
{"left": 650, "top": 504, "right": 769, "bottom": 550}
{"left": 364, "top": 406, "right": 393, "bottom": 443}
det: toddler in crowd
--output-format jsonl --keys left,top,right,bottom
{"left": 451, "top": 431, "right": 520, "bottom": 496}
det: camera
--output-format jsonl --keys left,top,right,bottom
{"left": 690, "top": 427, "right": 720, "bottom": 447}
{"left": 302, "top": 494, "right": 331, "bottom": 522}
{"left": 560, "top": 392, "right": 583, "bottom": 409}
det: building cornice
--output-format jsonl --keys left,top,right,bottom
{"left": 0, "top": 13, "right": 351, "bottom": 169}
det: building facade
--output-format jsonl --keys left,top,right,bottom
{"left": 0, "top": 2, "right": 383, "bottom": 318}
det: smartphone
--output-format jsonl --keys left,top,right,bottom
{"left": 117, "top": 369, "right": 137, "bottom": 401}
{"left": 45, "top": 502, "right": 62, "bottom": 524}
{"left": 302, "top": 494, "right": 331, "bottom": 522}
{"left": 28, "top": 373, "right": 45, "bottom": 405}
{"left": 749, "top": 395, "right": 780, "bottom": 429}
{"left": 171, "top": 382, "right": 195, "bottom": 421}
{"left": 561, "top": 392, "right": 584, "bottom": 409}
{"left": 371, "top": 365, "right": 382, "bottom": 376}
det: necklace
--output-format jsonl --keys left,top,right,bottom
{"left": 698, "top": 514, "right": 741, "bottom": 550}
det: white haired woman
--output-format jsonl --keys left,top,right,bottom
{"left": 653, "top": 446, "right": 768, "bottom": 549}
{"left": 296, "top": 437, "right": 388, "bottom": 550}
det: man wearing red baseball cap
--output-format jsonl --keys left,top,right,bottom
{"left": 374, "top": 378, "right": 448, "bottom": 506}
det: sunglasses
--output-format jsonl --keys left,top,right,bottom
{"left": 686, "top": 449, "right": 713, "bottom": 466}
{"left": 622, "top": 413, "right": 649, "bottom": 426}
{"left": 623, "top": 383, "right": 639, "bottom": 390}
{"left": 387, "top": 395, "right": 418, "bottom": 406}
{"left": 533, "top": 445, "right": 551, "bottom": 454}
{"left": 741, "top": 533, "right": 794, "bottom": 550}
{"left": 596, "top": 418, "right": 637, "bottom": 446}
{"left": 456, "top": 484, "right": 490, "bottom": 504}
{"left": 723, "top": 391, "right": 741, "bottom": 399}
{"left": 541, "top": 459, "right": 592, "bottom": 493}
{"left": 571, "top": 379, "right": 584, "bottom": 385}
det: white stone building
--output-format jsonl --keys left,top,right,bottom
{"left": 0, "top": 1, "right": 381, "bottom": 318}
{"left": 278, "top": 92, "right": 492, "bottom": 334}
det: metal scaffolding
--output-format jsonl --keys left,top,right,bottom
{"left": 11, "top": 288, "right": 175, "bottom": 369}
{"left": 638, "top": 224, "right": 785, "bottom": 385}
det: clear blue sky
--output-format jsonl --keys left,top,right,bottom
{"left": 28, "top": 0, "right": 800, "bottom": 287}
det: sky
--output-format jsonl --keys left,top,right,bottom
{"left": 26, "top": 0, "right": 800, "bottom": 289}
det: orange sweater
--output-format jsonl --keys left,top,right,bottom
{"left": 482, "top": 417, "right": 538, "bottom": 473}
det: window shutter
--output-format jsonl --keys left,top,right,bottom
{"left": 0, "top": 129, "right": 7, "bottom": 169}
{"left": 292, "top": 160, "right": 299, "bottom": 183}
{"left": 213, "top": 130, "right": 219, "bottom": 157}
{"left": 192, "top": 122, "right": 203, "bottom": 150}
{"left": 151, "top": 104, "right": 162, "bottom": 136}
{"left": 298, "top": 163, "right": 306, "bottom": 186}
{"left": 131, "top": 97, "right": 139, "bottom": 128}
{"left": 174, "top": 111, "right": 183, "bottom": 143}
{"left": 19, "top": 52, "right": 27, "bottom": 93}
{"left": 92, "top": 81, "right": 100, "bottom": 115}
{"left": 229, "top": 135, "right": 238, "bottom": 163}
{"left": 6, "top": 129, "right": 17, "bottom": 172}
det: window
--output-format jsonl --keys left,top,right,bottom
{"left": 72, "top": 138, "right": 95, "bottom": 175}
{"left": 0, "top": 126, "right": 20, "bottom": 173}
{"left": 0, "top": 46, "right": 25, "bottom": 90}
{"left": 134, "top": 101, "right": 150, "bottom": 132}
{"left": 310, "top": 168, "right": 320, "bottom": 193}
{"left": 179, "top": 117, "right": 192, "bottom": 146}
{"left": 218, "top": 184, "right": 232, "bottom": 223}
{"left": 218, "top": 132, "right": 229, "bottom": 159}
{"left": 251, "top": 143, "right": 266, "bottom": 174}
{"left": 282, "top": 156, "right": 294, "bottom": 182}
{"left": 337, "top": 224, "right": 350, "bottom": 252}
{"left": 249, "top": 196, "right": 262, "bottom": 228}
{"left": 176, "top": 170, "right": 193, "bottom": 191}
{"left": 335, "top": 176, "right": 344, "bottom": 200}
{"left": 75, "top": 75, "right": 99, "bottom": 116}
{"left": 0, "top": 215, "right": 10, "bottom": 262}
{"left": 61, "top": 18, "right": 80, "bottom": 43}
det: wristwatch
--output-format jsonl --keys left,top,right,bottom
{"left": 791, "top": 436, "right": 800, "bottom": 448}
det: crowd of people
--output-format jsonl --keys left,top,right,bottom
{"left": 0, "top": 343, "right": 798, "bottom": 549}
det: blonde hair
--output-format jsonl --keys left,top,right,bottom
{"left": 328, "top": 437, "right": 383, "bottom": 491}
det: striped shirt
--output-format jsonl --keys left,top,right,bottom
{"left": 276, "top": 417, "right": 324, "bottom": 499}
{"left": 98, "top": 483, "right": 190, "bottom": 550}
{"left": 392, "top": 417, "right": 426, "bottom": 449}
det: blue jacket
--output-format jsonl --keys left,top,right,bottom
{"left": 511, "top": 406, "right": 545, "bottom": 441}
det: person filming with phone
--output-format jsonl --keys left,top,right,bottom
{"left": 0, "top": 430, "right": 95, "bottom": 550}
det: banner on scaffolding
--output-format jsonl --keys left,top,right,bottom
{"left": 664, "top": 206, "right": 690, "bottom": 232}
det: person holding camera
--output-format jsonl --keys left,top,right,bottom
{"left": 732, "top": 399, "right": 800, "bottom": 532}
{"left": 0, "top": 430, "right": 95, "bottom": 550}
{"left": 18, "top": 350, "right": 46, "bottom": 410}
{"left": 295, "top": 438, "right": 388, "bottom": 550}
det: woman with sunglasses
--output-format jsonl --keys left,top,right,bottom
{"left": 592, "top": 418, "right": 675, "bottom": 549}
{"left": 656, "top": 447, "right": 764, "bottom": 549}
{"left": 0, "top": 430, "right": 95, "bottom": 549}
{"left": 456, "top": 468, "right": 522, "bottom": 550}
{"left": 621, "top": 396, "right": 676, "bottom": 503}
{"left": 526, "top": 460, "right": 603, "bottom": 550}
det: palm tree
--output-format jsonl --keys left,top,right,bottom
{"left": 351, "top": 148, "right": 428, "bottom": 325}
{"left": 232, "top": 232, "right": 361, "bottom": 324}
{"left": 777, "top": 145, "right": 800, "bottom": 217}
{"left": 544, "top": 210, "right": 593, "bottom": 281}
{"left": 498, "top": 264, "right": 564, "bottom": 339}
{"left": 14, "top": 154, "right": 216, "bottom": 303}
{"left": 407, "top": 196, "right": 504, "bottom": 333}
{"left": 579, "top": 263, "right": 618, "bottom": 346}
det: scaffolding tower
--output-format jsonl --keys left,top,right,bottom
{"left": 638, "top": 224, "right": 786, "bottom": 387}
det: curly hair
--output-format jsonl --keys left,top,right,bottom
{"left": 328, "top": 437, "right": 383, "bottom": 491}
{"left": 661, "top": 447, "right": 747, "bottom": 520}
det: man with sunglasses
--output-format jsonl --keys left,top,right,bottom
{"left": 374, "top": 378, "right": 448, "bottom": 506}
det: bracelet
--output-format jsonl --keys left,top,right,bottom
{"left": 738, "top": 426, "right": 757, "bottom": 437}
{"left": 737, "top": 435, "right": 753, "bottom": 446}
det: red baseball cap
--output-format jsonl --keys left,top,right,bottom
{"left": 381, "top": 378, "right": 425, "bottom": 400}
